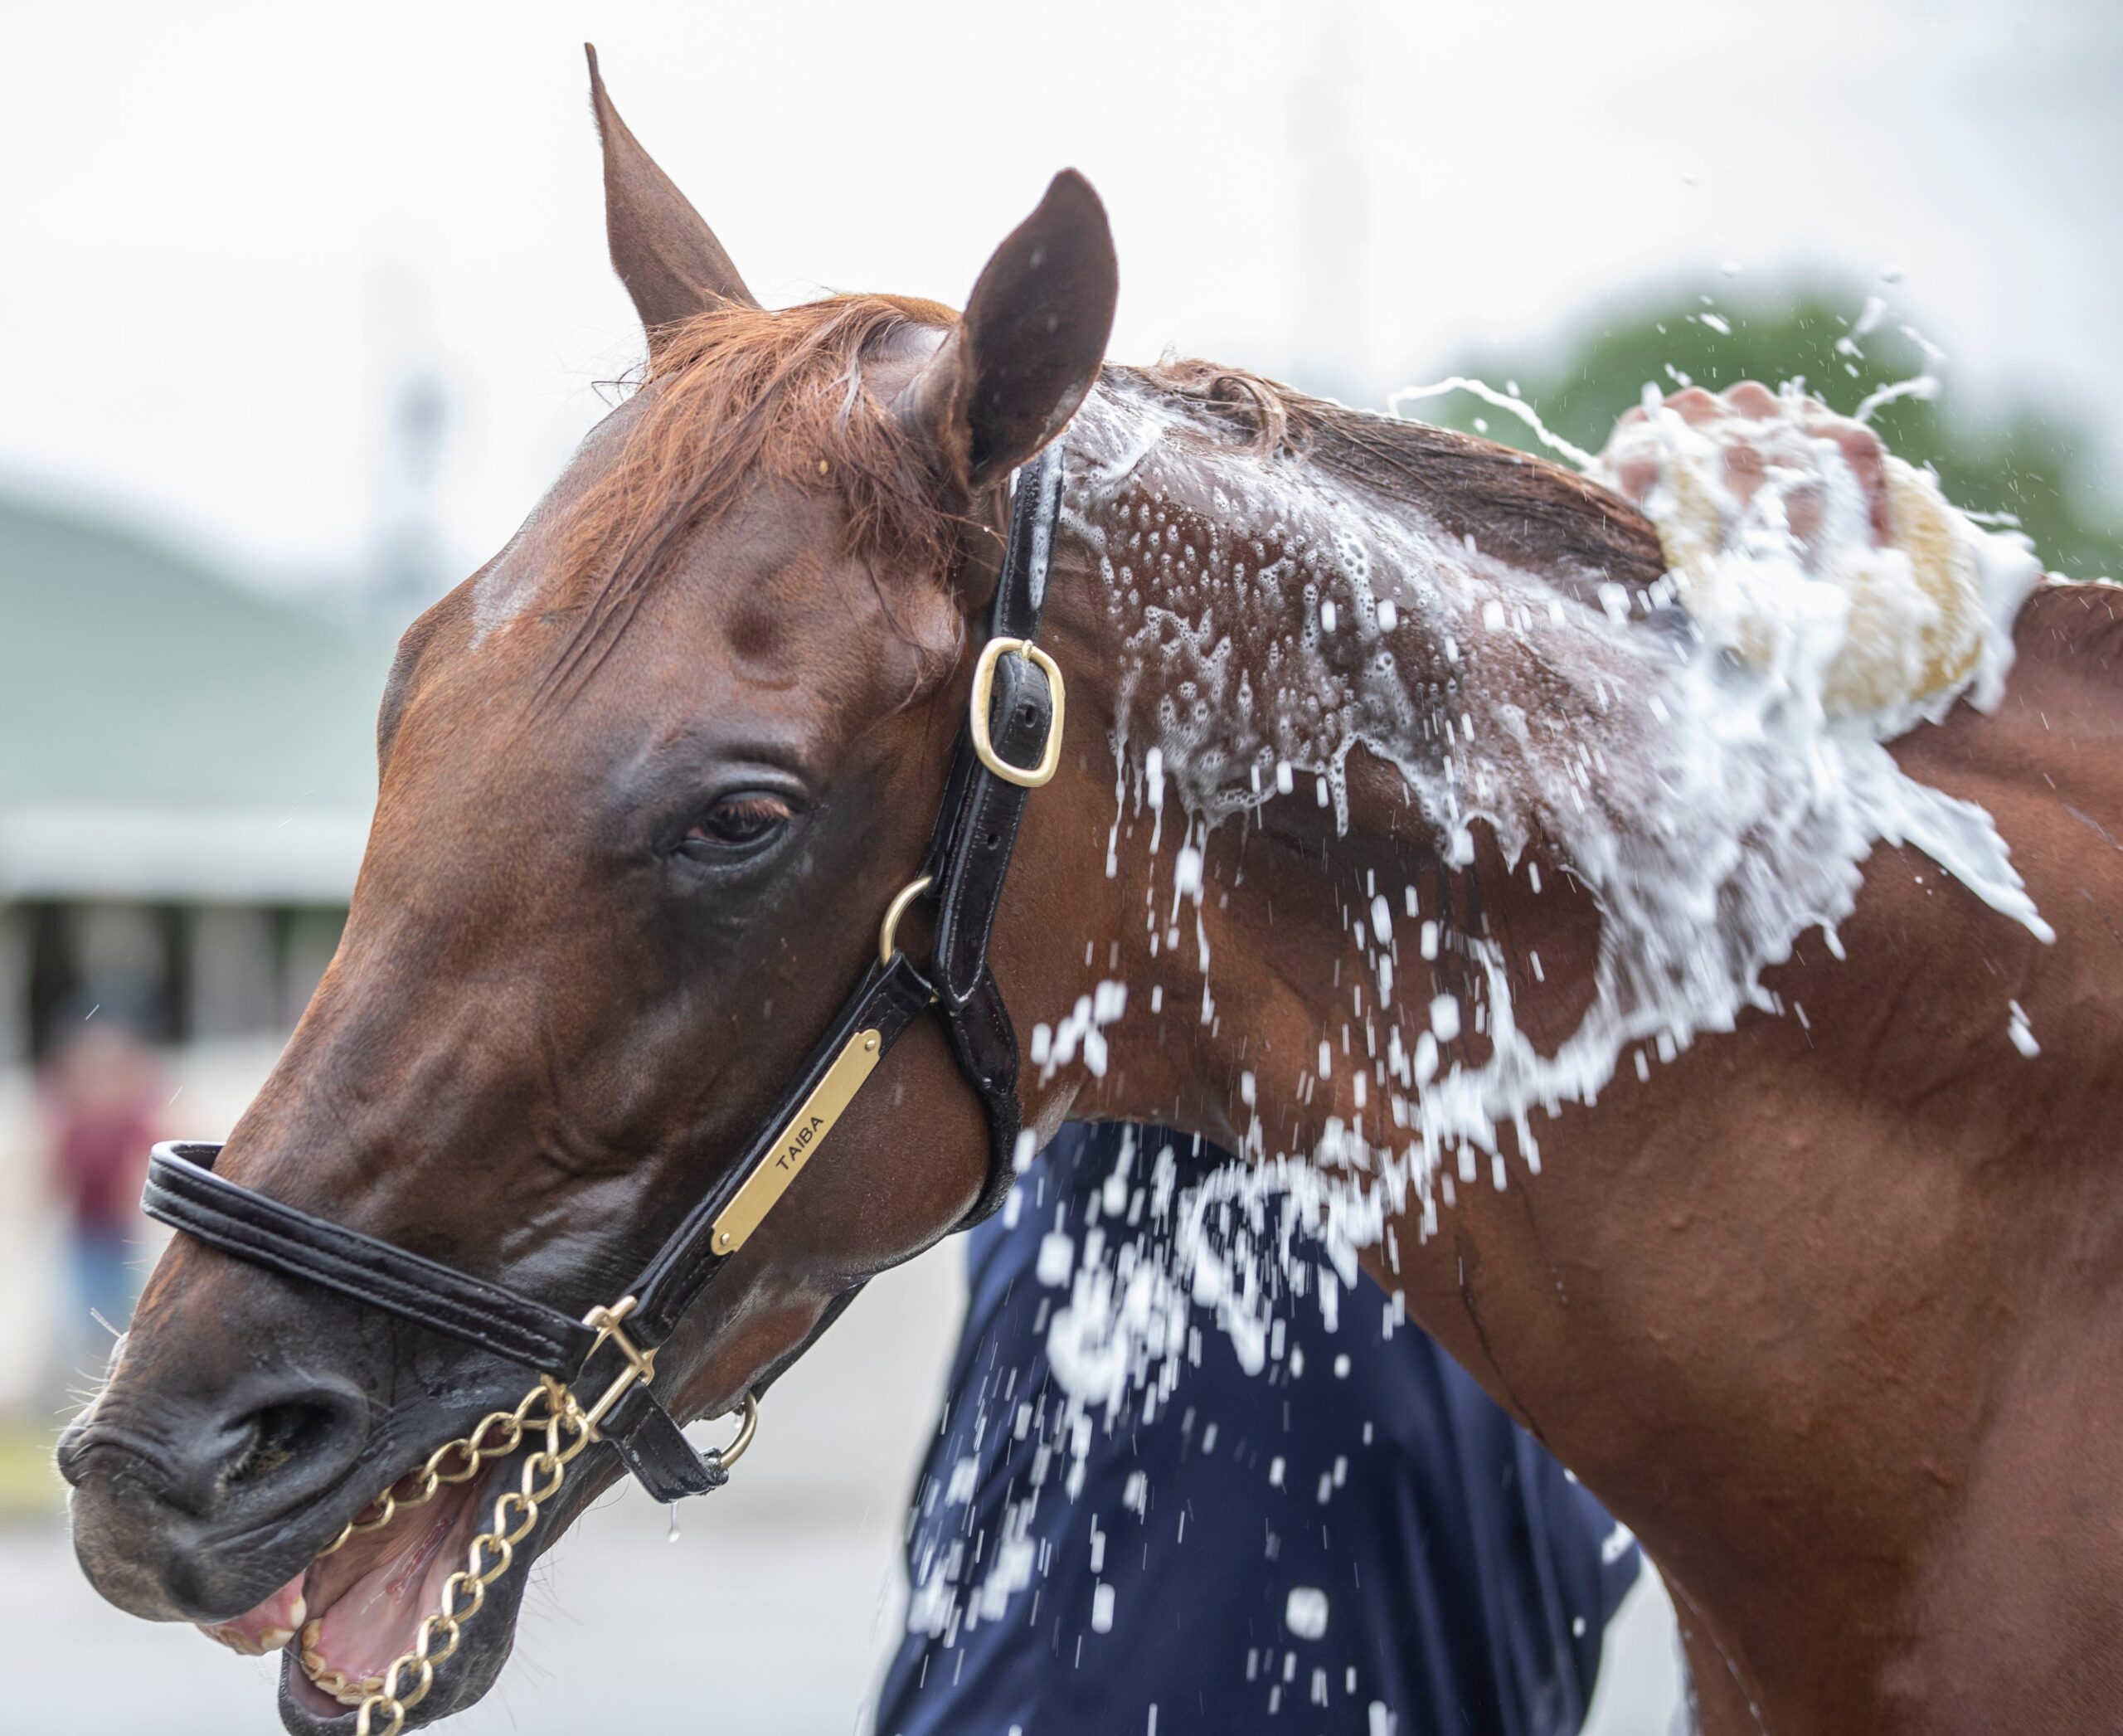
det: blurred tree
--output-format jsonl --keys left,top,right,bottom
{"left": 1414, "top": 284, "right": 2121, "bottom": 582}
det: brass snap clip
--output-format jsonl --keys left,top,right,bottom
{"left": 576, "top": 1296, "right": 658, "bottom": 1438}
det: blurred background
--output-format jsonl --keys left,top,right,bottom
{"left": 0, "top": 0, "right": 2115, "bottom": 1729}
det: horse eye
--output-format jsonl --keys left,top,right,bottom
{"left": 685, "top": 793, "right": 794, "bottom": 850}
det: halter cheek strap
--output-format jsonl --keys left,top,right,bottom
{"left": 141, "top": 443, "right": 1066, "bottom": 1505}
{"left": 919, "top": 445, "right": 1066, "bottom": 1223}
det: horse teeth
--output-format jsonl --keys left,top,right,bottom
{"left": 298, "top": 1647, "right": 384, "bottom": 1709}
{"left": 328, "top": 1675, "right": 384, "bottom": 1706}
{"left": 257, "top": 1627, "right": 293, "bottom": 1651}
{"left": 301, "top": 1618, "right": 322, "bottom": 1649}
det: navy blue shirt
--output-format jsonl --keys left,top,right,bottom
{"left": 877, "top": 1125, "right": 1639, "bottom": 1736}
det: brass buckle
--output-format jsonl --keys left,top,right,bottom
{"left": 576, "top": 1296, "right": 658, "bottom": 1438}
{"left": 969, "top": 637, "right": 1065, "bottom": 788}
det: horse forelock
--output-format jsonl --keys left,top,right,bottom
{"left": 540, "top": 293, "right": 969, "bottom": 698}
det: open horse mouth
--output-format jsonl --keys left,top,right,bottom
{"left": 201, "top": 1460, "right": 510, "bottom": 1726}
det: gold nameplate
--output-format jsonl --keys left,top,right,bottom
{"left": 709, "top": 1028, "right": 884, "bottom": 1257}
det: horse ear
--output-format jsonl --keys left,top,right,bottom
{"left": 585, "top": 43, "right": 760, "bottom": 349}
{"left": 903, "top": 170, "right": 1118, "bottom": 496}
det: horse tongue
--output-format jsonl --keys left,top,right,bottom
{"left": 304, "top": 1490, "right": 471, "bottom": 1688}
{"left": 200, "top": 1573, "right": 307, "bottom": 1656}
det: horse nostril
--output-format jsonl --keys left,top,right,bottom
{"left": 63, "top": 1369, "right": 369, "bottom": 1553}
{"left": 226, "top": 1398, "right": 340, "bottom": 1490}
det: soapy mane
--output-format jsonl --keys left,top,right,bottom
{"left": 1125, "top": 358, "right": 1667, "bottom": 603}
{"left": 547, "top": 303, "right": 1671, "bottom": 699}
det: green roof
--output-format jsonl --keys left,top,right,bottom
{"left": 0, "top": 494, "right": 397, "bottom": 901}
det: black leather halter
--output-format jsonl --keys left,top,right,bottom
{"left": 142, "top": 445, "right": 1067, "bottom": 1504}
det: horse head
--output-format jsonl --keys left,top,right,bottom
{"left": 59, "top": 48, "right": 1117, "bottom": 1728}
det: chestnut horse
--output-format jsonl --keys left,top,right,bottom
{"left": 60, "top": 49, "right": 2123, "bottom": 1736}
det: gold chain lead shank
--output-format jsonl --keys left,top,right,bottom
{"left": 340, "top": 1300, "right": 755, "bottom": 1736}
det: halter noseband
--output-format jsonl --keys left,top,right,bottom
{"left": 141, "top": 444, "right": 1067, "bottom": 1505}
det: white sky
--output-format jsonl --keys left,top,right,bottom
{"left": 2, "top": 0, "right": 2116, "bottom": 592}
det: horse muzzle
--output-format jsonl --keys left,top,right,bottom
{"left": 61, "top": 1357, "right": 632, "bottom": 1733}
{"left": 59, "top": 1358, "right": 376, "bottom": 1624}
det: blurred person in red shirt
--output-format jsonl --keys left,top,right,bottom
{"left": 40, "top": 1012, "right": 164, "bottom": 1368}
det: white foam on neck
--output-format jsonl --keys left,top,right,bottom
{"left": 1035, "top": 370, "right": 2049, "bottom": 1413}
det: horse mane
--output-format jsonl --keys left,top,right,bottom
{"left": 547, "top": 294, "right": 964, "bottom": 693}
{"left": 546, "top": 299, "right": 1669, "bottom": 695}
{"left": 1117, "top": 359, "right": 1667, "bottom": 600}
{"left": 2020, "top": 579, "right": 2123, "bottom": 675}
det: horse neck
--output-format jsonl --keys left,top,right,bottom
{"left": 1019, "top": 374, "right": 1667, "bottom": 1149}
{"left": 1004, "top": 385, "right": 2123, "bottom": 1729}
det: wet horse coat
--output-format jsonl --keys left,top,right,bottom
{"left": 60, "top": 49, "right": 2123, "bottom": 1736}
